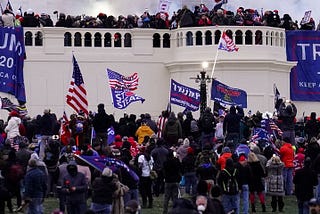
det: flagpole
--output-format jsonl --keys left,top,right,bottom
{"left": 209, "top": 32, "right": 223, "bottom": 109}
{"left": 210, "top": 33, "right": 223, "bottom": 79}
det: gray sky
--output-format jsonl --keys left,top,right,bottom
{"left": 5, "top": 0, "right": 317, "bottom": 24}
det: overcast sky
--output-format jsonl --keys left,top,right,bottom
{"left": 5, "top": 0, "right": 317, "bottom": 24}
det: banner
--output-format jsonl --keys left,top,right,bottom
{"left": 0, "top": 27, "right": 26, "bottom": 102}
{"left": 211, "top": 80, "right": 247, "bottom": 108}
{"left": 286, "top": 31, "right": 320, "bottom": 101}
{"left": 170, "top": 79, "right": 200, "bottom": 111}
{"left": 300, "top": 10, "right": 312, "bottom": 25}
{"left": 107, "top": 68, "right": 145, "bottom": 109}
{"left": 75, "top": 155, "right": 139, "bottom": 182}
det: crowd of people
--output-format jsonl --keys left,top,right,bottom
{"left": 0, "top": 2, "right": 319, "bottom": 30}
{"left": 0, "top": 99, "right": 320, "bottom": 214}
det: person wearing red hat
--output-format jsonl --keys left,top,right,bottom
{"left": 5, "top": 111, "right": 22, "bottom": 151}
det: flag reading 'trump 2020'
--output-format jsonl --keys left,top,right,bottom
{"left": 170, "top": 79, "right": 200, "bottom": 112}
{"left": 0, "top": 27, "right": 26, "bottom": 103}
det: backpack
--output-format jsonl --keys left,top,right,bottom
{"left": 44, "top": 140, "right": 60, "bottom": 170}
{"left": 196, "top": 150, "right": 214, "bottom": 167}
{"left": 222, "top": 168, "right": 239, "bottom": 195}
{"left": 7, "top": 163, "right": 24, "bottom": 183}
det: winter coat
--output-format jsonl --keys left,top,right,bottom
{"left": 223, "top": 106, "right": 244, "bottom": 134}
{"left": 91, "top": 176, "right": 116, "bottom": 204}
{"left": 182, "top": 154, "right": 196, "bottom": 174}
{"left": 178, "top": 9, "right": 195, "bottom": 27}
{"left": 163, "top": 157, "right": 181, "bottom": 183}
{"left": 62, "top": 171, "right": 88, "bottom": 203}
{"left": 112, "top": 180, "right": 129, "bottom": 214}
{"left": 248, "top": 161, "right": 265, "bottom": 192}
{"left": 217, "top": 152, "right": 232, "bottom": 170}
{"left": 24, "top": 167, "right": 47, "bottom": 199}
{"left": 162, "top": 117, "right": 182, "bottom": 144}
{"left": 278, "top": 102, "right": 297, "bottom": 131}
{"left": 92, "top": 110, "right": 111, "bottom": 133}
{"left": 2, "top": 12, "right": 15, "bottom": 27}
{"left": 135, "top": 124, "right": 154, "bottom": 144}
{"left": 266, "top": 161, "right": 285, "bottom": 196}
{"left": 294, "top": 167, "right": 318, "bottom": 201}
{"left": 5, "top": 116, "right": 21, "bottom": 139}
{"left": 279, "top": 143, "right": 294, "bottom": 168}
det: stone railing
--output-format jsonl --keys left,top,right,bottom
{"left": 23, "top": 26, "right": 286, "bottom": 50}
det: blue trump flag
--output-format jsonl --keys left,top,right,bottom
{"left": 286, "top": 31, "right": 320, "bottom": 101}
{"left": 0, "top": 27, "right": 26, "bottom": 102}
{"left": 107, "top": 68, "right": 145, "bottom": 109}
{"left": 170, "top": 79, "right": 200, "bottom": 111}
{"left": 211, "top": 80, "right": 247, "bottom": 108}
{"left": 75, "top": 155, "right": 139, "bottom": 182}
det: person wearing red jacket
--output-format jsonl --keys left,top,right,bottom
{"left": 217, "top": 147, "right": 233, "bottom": 170}
{"left": 279, "top": 138, "right": 294, "bottom": 195}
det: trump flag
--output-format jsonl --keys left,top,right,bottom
{"left": 170, "top": 79, "right": 200, "bottom": 111}
{"left": 211, "top": 80, "right": 247, "bottom": 108}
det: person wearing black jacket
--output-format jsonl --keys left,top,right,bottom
{"left": 182, "top": 148, "right": 197, "bottom": 196}
{"left": 294, "top": 157, "right": 318, "bottom": 214}
{"left": 92, "top": 104, "right": 111, "bottom": 146}
{"left": 223, "top": 106, "right": 244, "bottom": 149}
{"left": 162, "top": 151, "right": 181, "bottom": 214}
{"left": 90, "top": 167, "right": 116, "bottom": 213}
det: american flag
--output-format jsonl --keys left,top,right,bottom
{"left": 261, "top": 118, "right": 283, "bottom": 138}
{"left": 62, "top": 111, "right": 69, "bottom": 124}
{"left": 218, "top": 31, "right": 239, "bottom": 52}
{"left": 107, "top": 68, "right": 139, "bottom": 91}
{"left": 66, "top": 55, "right": 88, "bottom": 116}
{"left": 0, "top": 97, "right": 28, "bottom": 118}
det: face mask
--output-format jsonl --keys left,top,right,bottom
{"left": 197, "top": 205, "right": 206, "bottom": 212}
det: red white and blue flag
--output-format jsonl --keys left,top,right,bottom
{"left": 66, "top": 55, "right": 89, "bottom": 116}
{"left": 218, "top": 31, "right": 239, "bottom": 52}
{"left": 107, "top": 68, "right": 145, "bottom": 109}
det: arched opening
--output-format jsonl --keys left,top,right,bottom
{"left": 124, "top": 33, "right": 132, "bottom": 47}
{"left": 84, "top": 32, "right": 92, "bottom": 47}
{"left": 255, "top": 30, "right": 263, "bottom": 45}
{"left": 153, "top": 33, "right": 161, "bottom": 48}
{"left": 64, "top": 32, "right": 72, "bottom": 46}
{"left": 104, "top": 33, "right": 111, "bottom": 47}
{"left": 74, "top": 32, "right": 82, "bottom": 47}
{"left": 214, "top": 30, "right": 221, "bottom": 44}
{"left": 35, "top": 31, "right": 43, "bottom": 46}
{"left": 94, "top": 32, "right": 102, "bottom": 47}
{"left": 25, "top": 31, "right": 33, "bottom": 46}
{"left": 245, "top": 30, "right": 253, "bottom": 45}
{"left": 196, "top": 31, "right": 203, "bottom": 46}
{"left": 235, "top": 30, "right": 243, "bottom": 45}
{"left": 186, "top": 31, "right": 193, "bottom": 46}
{"left": 205, "top": 30, "right": 212, "bottom": 45}
{"left": 114, "top": 32, "right": 121, "bottom": 47}
{"left": 225, "top": 30, "right": 233, "bottom": 41}
{"left": 163, "top": 33, "right": 170, "bottom": 48}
